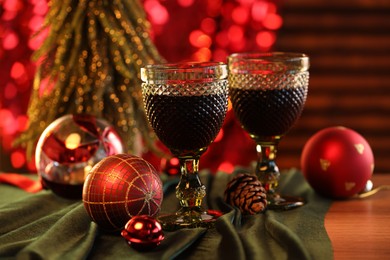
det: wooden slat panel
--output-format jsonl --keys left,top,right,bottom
{"left": 312, "top": 55, "right": 390, "bottom": 71}
{"left": 277, "top": 34, "right": 390, "bottom": 54}
{"left": 295, "top": 115, "right": 390, "bottom": 133}
{"left": 282, "top": 14, "right": 390, "bottom": 31}
{"left": 306, "top": 96, "right": 390, "bottom": 111}
{"left": 274, "top": 0, "right": 390, "bottom": 173}
{"left": 280, "top": 0, "right": 390, "bottom": 10}
{"left": 309, "top": 75, "right": 390, "bottom": 92}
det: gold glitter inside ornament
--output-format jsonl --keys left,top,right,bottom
{"left": 15, "top": 0, "right": 165, "bottom": 158}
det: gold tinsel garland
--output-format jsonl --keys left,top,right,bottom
{"left": 15, "top": 0, "right": 165, "bottom": 157}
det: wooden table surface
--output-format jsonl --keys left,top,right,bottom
{"left": 325, "top": 174, "right": 390, "bottom": 259}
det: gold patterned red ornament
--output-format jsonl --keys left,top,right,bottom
{"left": 82, "top": 154, "right": 163, "bottom": 232}
{"left": 301, "top": 126, "right": 374, "bottom": 198}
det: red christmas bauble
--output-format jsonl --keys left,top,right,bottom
{"left": 301, "top": 126, "right": 374, "bottom": 199}
{"left": 82, "top": 154, "right": 163, "bottom": 231}
{"left": 121, "top": 215, "right": 164, "bottom": 251}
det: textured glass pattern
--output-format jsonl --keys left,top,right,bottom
{"left": 142, "top": 80, "right": 228, "bottom": 155}
{"left": 229, "top": 72, "right": 308, "bottom": 137}
{"left": 229, "top": 53, "right": 309, "bottom": 139}
{"left": 141, "top": 62, "right": 228, "bottom": 156}
{"left": 228, "top": 52, "right": 310, "bottom": 209}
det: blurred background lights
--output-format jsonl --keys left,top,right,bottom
{"left": 232, "top": 6, "right": 250, "bottom": 24}
{"left": 263, "top": 13, "right": 282, "bottom": 30}
{"left": 4, "top": 83, "right": 17, "bottom": 100}
{"left": 178, "top": 0, "right": 195, "bottom": 7}
{"left": 2, "top": 31, "right": 19, "bottom": 50}
{"left": 218, "top": 162, "right": 234, "bottom": 174}
{"left": 10, "top": 62, "right": 26, "bottom": 79}
{"left": 251, "top": 1, "right": 269, "bottom": 21}
{"left": 256, "top": 31, "right": 275, "bottom": 49}
{"left": 11, "top": 150, "right": 26, "bottom": 169}
{"left": 200, "top": 18, "right": 216, "bottom": 34}
{"left": 144, "top": 0, "right": 169, "bottom": 25}
{"left": 0, "top": 0, "right": 281, "bottom": 172}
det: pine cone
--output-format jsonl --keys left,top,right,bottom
{"left": 224, "top": 173, "right": 267, "bottom": 215}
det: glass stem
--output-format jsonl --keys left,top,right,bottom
{"left": 176, "top": 157, "right": 206, "bottom": 210}
{"left": 255, "top": 143, "right": 280, "bottom": 196}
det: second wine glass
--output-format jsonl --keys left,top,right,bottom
{"left": 141, "top": 62, "right": 228, "bottom": 229}
{"left": 228, "top": 52, "right": 309, "bottom": 210}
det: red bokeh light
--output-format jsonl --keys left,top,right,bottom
{"left": 11, "top": 150, "right": 26, "bottom": 169}
{"left": 28, "top": 15, "right": 44, "bottom": 31}
{"left": 251, "top": 1, "right": 269, "bottom": 21}
{"left": 1, "top": 0, "right": 281, "bottom": 172}
{"left": 10, "top": 62, "right": 26, "bottom": 79}
{"left": 256, "top": 31, "right": 275, "bottom": 49}
{"left": 263, "top": 13, "right": 283, "bottom": 30}
{"left": 3, "top": 31, "right": 19, "bottom": 50}
{"left": 32, "top": 0, "right": 48, "bottom": 15}
{"left": 16, "top": 115, "right": 28, "bottom": 132}
{"left": 192, "top": 47, "right": 212, "bottom": 61}
{"left": 216, "top": 31, "right": 229, "bottom": 48}
{"left": 228, "top": 25, "right": 244, "bottom": 43}
{"left": 4, "top": 83, "right": 18, "bottom": 100}
{"left": 189, "top": 30, "right": 212, "bottom": 48}
{"left": 144, "top": 0, "right": 169, "bottom": 25}
{"left": 0, "top": 109, "right": 18, "bottom": 136}
{"left": 232, "top": 6, "right": 249, "bottom": 25}
{"left": 218, "top": 161, "right": 235, "bottom": 174}
{"left": 200, "top": 18, "right": 217, "bottom": 35}
{"left": 0, "top": 109, "right": 13, "bottom": 129}
{"left": 177, "top": 0, "right": 195, "bottom": 7}
{"left": 206, "top": 0, "right": 223, "bottom": 17}
{"left": 212, "top": 48, "right": 228, "bottom": 62}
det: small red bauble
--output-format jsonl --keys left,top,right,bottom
{"left": 121, "top": 215, "right": 164, "bottom": 251}
{"left": 82, "top": 154, "right": 163, "bottom": 231}
{"left": 301, "top": 126, "right": 374, "bottom": 199}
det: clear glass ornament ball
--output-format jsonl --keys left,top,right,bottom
{"left": 35, "top": 114, "right": 124, "bottom": 199}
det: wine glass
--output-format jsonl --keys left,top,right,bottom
{"left": 141, "top": 62, "right": 228, "bottom": 229}
{"left": 228, "top": 52, "right": 309, "bottom": 210}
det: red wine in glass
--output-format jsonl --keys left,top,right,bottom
{"left": 141, "top": 62, "right": 228, "bottom": 229}
{"left": 143, "top": 94, "right": 227, "bottom": 156}
{"left": 228, "top": 52, "right": 309, "bottom": 210}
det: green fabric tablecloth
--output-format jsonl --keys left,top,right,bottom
{"left": 0, "top": 169, "right": 333, "bottom": 260}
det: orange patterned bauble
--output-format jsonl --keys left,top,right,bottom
{"left": 301, "top": 126, "right": 374, "bottom": 199}
{"left": 82, "top": 154, "right": 163, "bottom": 232}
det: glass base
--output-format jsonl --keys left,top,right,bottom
{"left": 157, "top": 207, "right": 221, "bottom": 231}
{"left": 267, "top": 193, "right": 305, "bottom": 211}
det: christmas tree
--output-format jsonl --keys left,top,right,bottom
{"left": 15, "top": 0, "right": 164, "bottom": 157}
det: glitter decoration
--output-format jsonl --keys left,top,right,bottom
{"left": 14, "top": 0, "right": 164, "bottom": 158}
{"left": 82, "top": 154, "right": 163, "bottom": 232}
